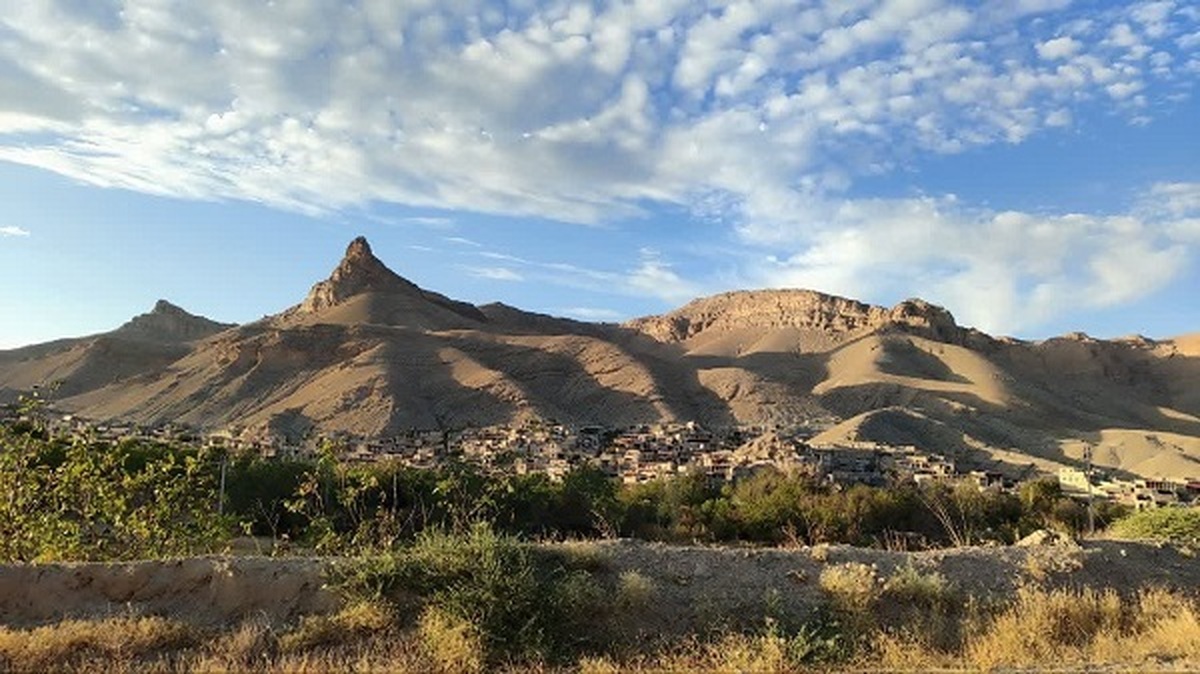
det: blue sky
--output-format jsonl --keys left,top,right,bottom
{"left": 1, "top": 0, "right": 1198, "bottom": 349}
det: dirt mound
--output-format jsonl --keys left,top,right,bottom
{"left": 2, "top": 540, "right": 1196, "bottom": 633}
{"left": 0, "top": 557, "right": 335, "bottom": 629}
{"left": 595, "top": 539, "right": 1200, "bottom": 635}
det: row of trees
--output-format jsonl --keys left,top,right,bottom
{"left": 261, "top": 450, "right": 1121, "bottom": 551}
{"left": 0, "top": 411, "right": 1126, "bottom": 562}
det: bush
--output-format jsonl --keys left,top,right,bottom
{"left": 334, "top": 524, "right": 613, "bottom": 664}
{"left": 0, "top": 424, "right": 227, "bottom": 561}
{"left": 1109, "top": 508, "right": 1200, "bottom": 545}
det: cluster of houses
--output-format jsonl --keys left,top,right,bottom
{"left": 1058, "top": 467, "right": 1200, "bottom": 509}
{"left": 6, "top": 406, "right": 1195, "bottom": 505}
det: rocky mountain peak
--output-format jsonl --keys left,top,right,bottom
{"left": 113, "top": 300, "right": 232, "bottom": 344}
{"left": 293, "top": 237, "right": 488, "bottom": 326}
{"left": 885, "top": 299, "right": 959, "bottom": 340}
{"left": 624, "top": 289, "right": 888, "bottom": 342}
{"left": 300, "top": 236, "right": 420, "bottom": 313}
{"left": 152, "top": 299, "right": 188, "bottom": 316}
{"left": 344, "top": 235, "right": 373, "bottom": 261}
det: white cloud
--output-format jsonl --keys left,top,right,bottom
{"left": 0, "top": 1, "right": 1195, "bottom": 334}
{"left": 0, "top": 1, "right": 1191, "bottom": 226}
{"left": 1147, "top": 182, "right": 1200, "bottom": 217}
{"left": 1037, "top": 36, "right": 1082, "bottom": 60}
{"left": 464, "top": 266, "right": 524, "bottom": 282}
{"left": 0, "top": 226, "right": 30, "bottom": 237}
{"left": 739, "top": 185, "right": 1195, "bottom": 335}
{"left": 560, "top": 307, "right": 625, "bottom": 322}
{"left": 1143, "top": 182, "right": 1200, "bottom": 243}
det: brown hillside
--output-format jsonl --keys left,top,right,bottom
{"left": 2, "top": 237, "right": 1197, "bottom": 480}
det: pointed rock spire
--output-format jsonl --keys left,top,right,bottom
{"left": 152, "top": 299, "right": 186, "bottom": 315}
{"left": 300, "top": 236, "right": 419, "bottom": 313}
{"left": 344, "top": 235, "right": 373, "bottom": 261}
{"left": 292, "top": 236, "right": 489, "bottom": 325}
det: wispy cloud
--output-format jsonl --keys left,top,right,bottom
{"left": 463, "top": 266, "right": 524, "bottom": 282}
{"left": 0, "top": 1, "right": 1191, "bottom": 225}
{"left": 465, "top": 244, "right": 707, "bottom": 305}
{"left": 0, "top": 2, "right": 1195, "bottom": 333}
{"left": 404, "top": 216, "right": 456, "bottom": 228}
{"left": 0, "top": 226, "right": 30, "bottom": 237}
{"left": 626, "top": 249, "right": 702, "bottom": 304}
{"left": 560, "top": 307, "right": 625, "bottom": 322}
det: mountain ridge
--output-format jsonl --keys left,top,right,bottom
{"left": 2, "top": 237, "right": 1197, "bottom": 481}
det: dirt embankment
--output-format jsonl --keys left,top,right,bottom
{"left": 0, "top": 557, "right": 336, "bottom": 629}
{"left": 0, "top": 539, "right": 1195, "bottom": 631}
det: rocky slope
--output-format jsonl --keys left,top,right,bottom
{"left": 0, "top": 300, "right": 232, "bottom": 399}
{"left": 1, "top": 237, "right": 1198, "bottom": 480}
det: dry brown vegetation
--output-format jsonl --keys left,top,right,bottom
{"left": 0, "top": 584, "right": 1197, "bottom": 673}
{"left": 2, "top": 546, "right": 1198, "bottom": 673}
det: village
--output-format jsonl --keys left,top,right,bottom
{"left": 10, "top": 402, "right": 1197, "bottom": 510}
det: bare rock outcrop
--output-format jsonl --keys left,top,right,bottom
{"left": 624, "top": 290, "right": 888, "bottom": 342}
{"left": 300, "top": 237, "right": 421, "bottom": 313}
{"left": 293, "top": 236, "right": 486, "bottom": 325}
{"left": 625, "top": 290, "right": 966, "bottom": 344}
{"left": 111, "top": 300, "right": 233, "bottom": 344}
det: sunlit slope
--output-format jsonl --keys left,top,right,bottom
{"left": 2, "top": 237, "right": 1197, "bottom": 481}
{"left": 0, "top": 301, "right": 231, "bottom": 400}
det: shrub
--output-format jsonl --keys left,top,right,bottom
{"left": 1109, "top": 507, "right": 1200, "bottom": 545}
{"left": 882, "top": 563, "right": 955, "bottom": 610}
{"left": 0, "top": 423, "right": 227, "bottom": 562}
{"left": 418, "top": 606, "right": 484, "bottom": 673}
{"left": 333, "top": 523, "right": 612, "bottom": 664}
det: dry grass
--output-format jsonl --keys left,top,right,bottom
{"left": 417, "top": 605, "right": 484, "bottom": 673}
{"left": 0, "top": 615, "right": 195, "bottom": 673}
{"left": 616, "top": 570, "right": 655, "bottom": 612}
{"left": 1, "top": 585, "right": 1197, "bottom": 673}
{"left": 277, "top": 599, "right": 392, "bottom": 653}
{"left": 818, "top": 561, "right": 880, "bottom": 614}
{"left": 871, "top": 586, "right": 1200, "bottom": 672}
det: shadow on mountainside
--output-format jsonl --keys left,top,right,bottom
{"left": 609, "top": 330, "right": 740, "bottom": 427}
{"left": 380, "top": 331, "right": 519, "bottom": 431}
{"left": 437, "top": 330, "right": 688, "bottom": 427}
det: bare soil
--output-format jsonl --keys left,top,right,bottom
{"left": 0, "top": 538, "right": 1195, "bottom": 632}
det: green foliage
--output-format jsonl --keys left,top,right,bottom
{"left": 334, "top": 524, "right": 612, "bottom": 664}
{"left": 1110, "top": 507, "right": 1200, "bottom": 545}
{"left": 2, "top": 401, "right": 1155, "bottom": 561}
{"left": 223, "top": 455, "right": 309, "bottom": 539}
{"left": 0, "top": 422, "right": 227, "bottom": 562}
{"left": 235, "top": 456, "right": 1114, "bottom": 551}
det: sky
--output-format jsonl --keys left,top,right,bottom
{"left": 1, "top": 0, "right": 1198, "bottom": 349}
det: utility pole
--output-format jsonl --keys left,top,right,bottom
{"left": 1084, "top": 444, "right": 1095, "bottom": 537}
{"left": 218, "top": 453, "right": 228, "bottom": 517}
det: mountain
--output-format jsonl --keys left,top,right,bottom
{"left": 0, "top": 300, "right": 233, "bottom": 400}
{"left": 279, "top": 236, "right": 487, "bottom": 329}
{"left": 2, "top": 237, "right": 1197, "bottom": 480}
